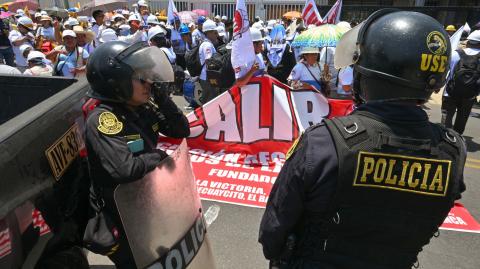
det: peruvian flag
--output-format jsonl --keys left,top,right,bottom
{"left": 231, "top": 0, "right": 256, "bottom": 77}
{"left": 302, "top": 0, "right": 322, "bottom": 26}
{"left": 321, "top": 0, "right": 343, "bottom": 24}
{"left": 167, "top": 0, "right": 178, "bottom": 24}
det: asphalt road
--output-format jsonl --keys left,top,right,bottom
{"left": 89, "top": 95, "right": 480, "bottom": 269}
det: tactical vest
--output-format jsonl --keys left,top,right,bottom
{"left": 297, "top": 110, "right": 465, "bottom": 269}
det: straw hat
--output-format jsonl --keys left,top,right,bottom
{"left": 73, "top": 25, "right": 95, "bottom": 42}
{"left": 40, "top": 15, "right": 52, "bottom": 22}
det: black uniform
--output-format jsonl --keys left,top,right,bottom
{"left": 85, "top": 97, "right": 189, "bottom": 268}
{"left": 259, "top": 103, "right": 466, "bottom": 269}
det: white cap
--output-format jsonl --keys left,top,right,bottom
{"left": 188, "top": 22, "right": 195, "bottom": 28}
{"left": 202, "top": 19, "right": 217, "bottom": 32}
{"left": 17, "top": 17, "right": 34, "bottom": 30}
{"left": 99, "top": 28, "right": 118, "bottom": 43}
{"left": 148, "top": 26, "right": 167, "bottom": 41}
{"left": 77, "top": 16, "right": 89, "bottom": 23}
{"left": 147, "top": 14, "right": 160, "bottom": 25}
{"left": 251, "top": 22, "right": 263, "bottom": 30}
{"left": 62, "top": 30, "right": 76, "bottom": 38}
{"left": 40, "top": 11, "right": 48, "bottom": 16}
{"left": 34, "top": 12, "right": 41, "bottom": 18}
{"left": 27, "top": 50, "right": 46, "bottom": 61}
{"left": 19, "top": 44, "right": 32, "bottom": 56}
{"left": 250, "top": 27, "right": 264, "bottom": 42}
{"left": 128, "top": 14, "right": 141, "bottom": 22}
{"left": 267, "top": 20, "right": 275, "bottom": 30}
{"left": 112, "top": 14, "right": 125, "bottom": 21}
{"left": 221, "top": 16, "right": 227, "bottom": 21}
{"left": 138, "top": 0, "right": 148, "bottom": 7}
{"left": 467, "top": 30, "right": 480, "bottom": 42}
{"left": 337, "top": 21, "right": 351, "bottom": 30}
{"left": 16, "top": 9, "right": 25, "bottom": 15}
{"left": 65, "top": 17, "right": 79, "bottom": 26}
{"left": 216, "top": 25, "right": 226, "bottom": 36}
{"left": 214, "top": 15, "right": 221, "bottom": 20}
{"left": 300, "top": 47, "right": 319, "bottom": 55}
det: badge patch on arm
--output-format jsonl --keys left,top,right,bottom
{"left": 97, "top": 112, "right": 123, "bottom": 135}
{"left": 353, "top": 151, "right": 451, "bottom": 196}
{"left": 286, "top": 133, "right": 303, "bottom": 160}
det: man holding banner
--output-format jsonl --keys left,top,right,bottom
{"left": 259, "top": 9, "right": 467, "bottom": 269}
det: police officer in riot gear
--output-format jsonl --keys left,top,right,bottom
{"left": 84, "top": 41, "right": 190, "bottom": 268}
{"left": 259, "top": 10, "right": 467, "bottom": 269}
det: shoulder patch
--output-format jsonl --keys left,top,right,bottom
{"left": 286, "top": 133, "right": 303, "bottom": 160}
{"left": 97, "top": 112, "right": 123, "bottom": 135}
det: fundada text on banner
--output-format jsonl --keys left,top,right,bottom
{"left": 353, "top": 151, "right": 451, "bottom": 196}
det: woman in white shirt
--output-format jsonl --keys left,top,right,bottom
{"left": 288, "top": 46, "right": 325, "bottom": 94}
{"left": 35, "top": 15, "right": 56, "bottom": 41}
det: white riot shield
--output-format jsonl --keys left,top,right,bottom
{"left": 114, "top": 139, "right": 216, "bottom": 269}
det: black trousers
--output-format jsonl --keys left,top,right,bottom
{"left": 441, "top": 96, "right": 476, "bottom": 135}
{"left": 199, "top": 79, "right": 219, "bottom": 105}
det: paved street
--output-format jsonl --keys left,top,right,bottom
{"left": 89, "top": 93, "right": 480, "bottom": 269}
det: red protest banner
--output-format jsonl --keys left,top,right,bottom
{"left": 160, "top": 75, "right": 480, "bottom": 233}
{"left": 440, "top": 203, "right": 480, "bottom": 233}
{"left": 160, "top": 76, "right": 351, "bottom": 207}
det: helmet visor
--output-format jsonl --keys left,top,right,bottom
{"left": 334, "top": 21, "right": 364, "bottom": 69}
{"left": 122, "top": 46, "right": 174, "bottom": 83}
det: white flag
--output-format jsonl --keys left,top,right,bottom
{"left": 167, "top": 0, "right": 178, "bottom": 25}
{"left": 450, "top": 25, "right": 465, "bottom": 53}
{"left": 231, "top": 0, "right": 256, "bottom": 78}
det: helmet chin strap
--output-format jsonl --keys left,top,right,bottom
{"left": 352, "top": 69, "right": 365, "bottom": 106}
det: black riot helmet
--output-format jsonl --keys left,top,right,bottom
{"left": 86, "top": 41, "right": 174, "bottom": 102}
{"left": 335, "top": 9, "right": 451, "bottom": 103}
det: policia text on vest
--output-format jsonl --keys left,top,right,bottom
{"left": 354, "top": 151, "right": 451, "bottom": 197}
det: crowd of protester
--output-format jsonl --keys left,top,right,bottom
{"left": 0, "top": 2, "right": 478, "bottom": 117}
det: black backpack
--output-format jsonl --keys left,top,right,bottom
{"left": 446, "top": 49, "right": 480, "bottom": 98}
{"left": 185, "top": 44, "right": 203, "bottom": 77}
{"left": 206, "top": 45, "right": 235, "bottom": 89}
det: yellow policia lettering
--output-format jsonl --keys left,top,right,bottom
{"left": 354, "top": 152, "right": 451, "bottom": 196}
{"left": 408, "top": 162, "right": 421, "bottom": 188}
{"left": 420, "top": 54, "right": 448, "bottom": 73}
{"left": 360, "top": 157, "right": 375, "bottom": 183}
{"left": 385, "top": 159, "right": 398, "bottom": 184}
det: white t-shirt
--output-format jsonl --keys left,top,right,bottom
{"left": 337, "top": 66, "right": 353, "bottom": 95}
{"left": 0, "top": 64, "right": 21, "bottom": 75}
{"left": 192, "top": 29, "right": 205, "bottom": 47}
{"left": 199, "top": 40, "right": 216, "bottom": 80}
{"left": 24, "top": 65, "right": 53, "bottom": 76}
{"left": 234, "top": 53, "right": 266, "bottom": 79}
{"left": 160, "top": 47, "right": 176, "bottom": 64}
{"left": 54, "top": 46, "right": 89, "bottom": 78}
{"left": 8, "top": 30, "right": 33, "bottom": 67}
{"left": 92, "top": 24, "right": 107, "bottom": 44}
{"left": 36, "top": 26, "right": 55, "bottom": 40}
{"left": 289, "top": 62, "right": 321, "bottom": 82}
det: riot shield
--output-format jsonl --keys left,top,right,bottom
{"left": 114, "top": 139, "right": 216, "bottom": 269}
